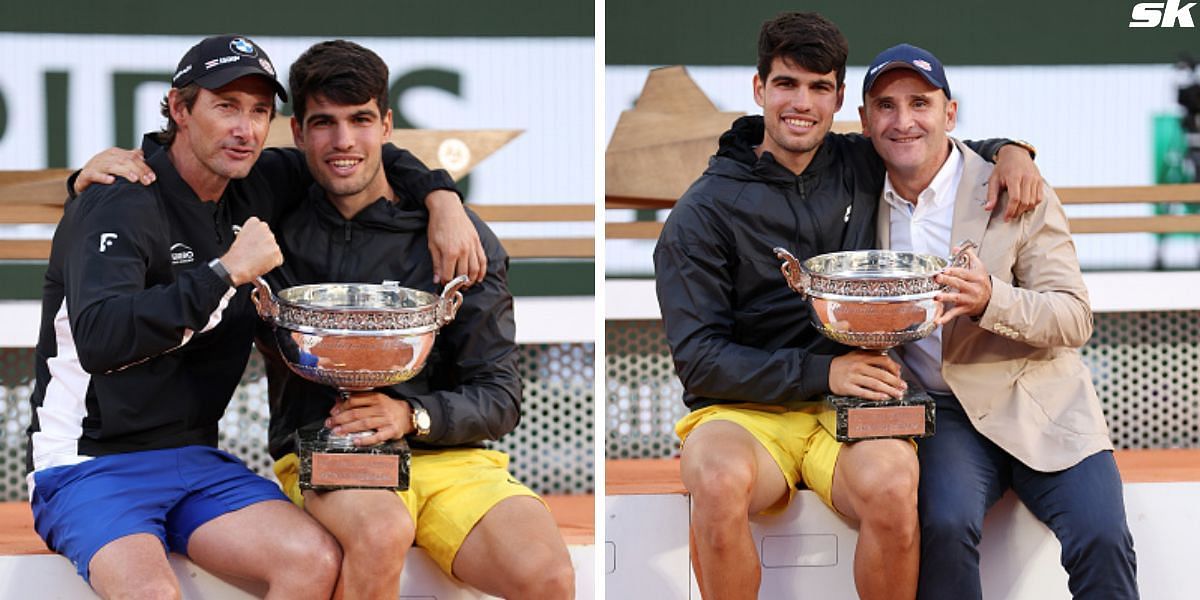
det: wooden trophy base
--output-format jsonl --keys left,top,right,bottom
{"left": 826, "top": 391, "right": 935, "bottom": 442}
{"left": 296, "top": 429, "right": 411, "bottom": 491}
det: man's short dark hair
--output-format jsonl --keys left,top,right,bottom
{"left": 757, "top": 12, "right": 850, "bottom": 88}
{"left": 289, "top": 40, "right": 390, "bottom": 124}
{"left": 156, "top": 83, "right": 201, "bottom": 146}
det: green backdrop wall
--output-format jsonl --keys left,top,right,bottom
{"left": 607, "top": 0, "right": 1200, "bottom": 66}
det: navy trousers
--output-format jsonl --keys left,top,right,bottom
{"left": 916, "top": 392, "right": 1138, "bottom": 599}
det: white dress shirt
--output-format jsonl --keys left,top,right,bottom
{"left": 882, "top": 143, "right": 963, "bottom": 393}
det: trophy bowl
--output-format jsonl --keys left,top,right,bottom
{"left": 773, "top": 243, "right": 974, "bottom": 441}
{"left": 251, "top": 275, "right": 470, "bottom": 491}
{"left": 776, "top": 249, "right": 957, "bottom": 350}
{"left": 252, "top": 275, "right": 469, "bottom": 391}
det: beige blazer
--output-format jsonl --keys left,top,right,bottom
{"left": 877, "top": 138, "right": 1112, "bottom": 472}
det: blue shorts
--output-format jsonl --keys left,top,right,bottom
{"left": 30, "top": 445, "right": 287, "bottom": 582}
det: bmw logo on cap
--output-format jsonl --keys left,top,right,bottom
{"left": 230, "top": 37, "right": 258, "bottom": 57}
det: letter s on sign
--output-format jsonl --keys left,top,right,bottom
{"left": 1131, "top": 2, "right": 1165, "bottom": 27}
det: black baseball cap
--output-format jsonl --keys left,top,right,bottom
{"left": 172, "top": 34, "right": 288, "bottom": 102}
{"left": 862, "top": 43, "right": 951, "bottom": 100}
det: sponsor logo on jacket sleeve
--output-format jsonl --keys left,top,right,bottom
{"left": 170, "top": 242, "right": 195, "bottom": 265}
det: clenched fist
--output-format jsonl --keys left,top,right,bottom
{"left": 220, "top": 217, "right": 283, "bottom": 286}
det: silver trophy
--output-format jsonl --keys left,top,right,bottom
{"left": 774, "top": 243, "right": 975, "bottom": 441}
{"left": 252, "top": 275, "right": 470, "bottom": 490}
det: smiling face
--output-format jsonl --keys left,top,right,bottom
{"left": 859, "top": 68, "right": 957, "bottom": 190}
{"left": 753, "top": 56, "right": 844, "bottom": 175}
{"left": 291, "top": 95, "right": 394, "bottom": 218}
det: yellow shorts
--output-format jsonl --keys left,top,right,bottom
{"left": 275, "top": 447, "right": 542, "bottom": 576}
{"left": 676, "top": 403, "right": 843, "bottom": 515}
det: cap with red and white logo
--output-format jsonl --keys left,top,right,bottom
{"left": 172, "top": 34, "right": 288, "bottom": 102}
{"left": 862, "top": 43, "right": 951, "bottom": 100}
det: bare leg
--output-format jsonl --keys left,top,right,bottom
{"left": 680, "top": 420, "right": 789, "bottom": 600}
{"left": 831, "top": 439, "right": 920, "bottom": 600}
{"left": 302, "top": 489, "right": 415, "bottom": 600}
{"left": 89, "top": 533, "right": 181, "bottom": 600}
{"left": 452, "top": 496, "right": 575, "bottom": 599}
{"left": 186, "top": 499, "right": 341, "bottom": 600}
{"left": 689, "top": 522, "right": 705, "bottom": 591}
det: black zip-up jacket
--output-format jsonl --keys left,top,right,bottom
{"left": 260, "top": 182, "right": 520, "bottom": 459}
{"left": 27, "top": 135, "right": 452, "bottom": 473}
{"left": 654, "top": 116, "right": 1012, "bottom": 411}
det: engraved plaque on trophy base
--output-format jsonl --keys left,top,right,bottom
{"left": 296, "top": 429, "right": 411, "bottom": 491}
{"left": 826, "top": 391, "right": 935, "bottom": 442}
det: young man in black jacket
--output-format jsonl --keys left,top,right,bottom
{"left": 262, "top": 41, "right": 573, "bottom": 599}
{"left": 653, "top": 13, "right": 1042, "bottom": 600}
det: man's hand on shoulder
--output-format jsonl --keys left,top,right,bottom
{"left": 425, "top": 189, "right": 486, "bottom": 286}
{"left": 74, "top": 148, "right": 156, "bottom": 195}
{"left": 829, "top": 351, "right": 907, "bottom": 401}
{"left": 326, "top": 391, "right": 415, "bottom": 446}
{"left": 987, "top": 144, "right": 1043, "bottom": 221}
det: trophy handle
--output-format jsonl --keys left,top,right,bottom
{"left": 773, "top": 247, "right": 810, "bottom": 299}
{"left": 949, "top": 239, "right": 979, "bottom": 269}
{"left": 436, "top": 274, "right": 471, "bottom": 326}
{"left": 251, "top": 277, "right": 280, "bottom": 322}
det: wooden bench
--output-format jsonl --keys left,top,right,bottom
{"left": 0, "top": 119, "right": 593, "bottom": 260}
{"left": 0, "top": 170, "right": 594, "bottom": 260}
{"left": 606, "top": 183, "right": 1200, "bottom": 240}
{"left": 0, "top": 494, "right": 593, "bottom": 555}
{"left": 606, "top": 450, "right": 1200, "bottom": 493}
{"left": 0, "top": 494, "right": 594, "bottom": 599}
{"left": 605, "top": 451, "right": 1200, "bottom": 599}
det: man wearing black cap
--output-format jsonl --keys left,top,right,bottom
{"left": 654, "top": 12, "right": 1045, "bottom": 600}
{"left": 25, "top": 35, "right": 354, "bottom": 598}
{"left": 859, "top": 43, "right": 1138, "bottom": 599}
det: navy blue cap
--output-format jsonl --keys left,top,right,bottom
{"left": 172, "top": 35, "right": 288, "bottom": 102}
{"left": 862, "top": 44, "right": 950, "bottom": 100}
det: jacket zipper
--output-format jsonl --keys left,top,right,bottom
{"left": 213, "top": 200, "right": 224, "bottom": 245}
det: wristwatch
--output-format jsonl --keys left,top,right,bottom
{"left": 997, "top": 139, "right": 1037, "bottom": 161}
{"left": 207, "top": 258, "right": 236, "bottom": 288}
{"left": 411, "top": 406, "right": 431, "bottom": 437}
